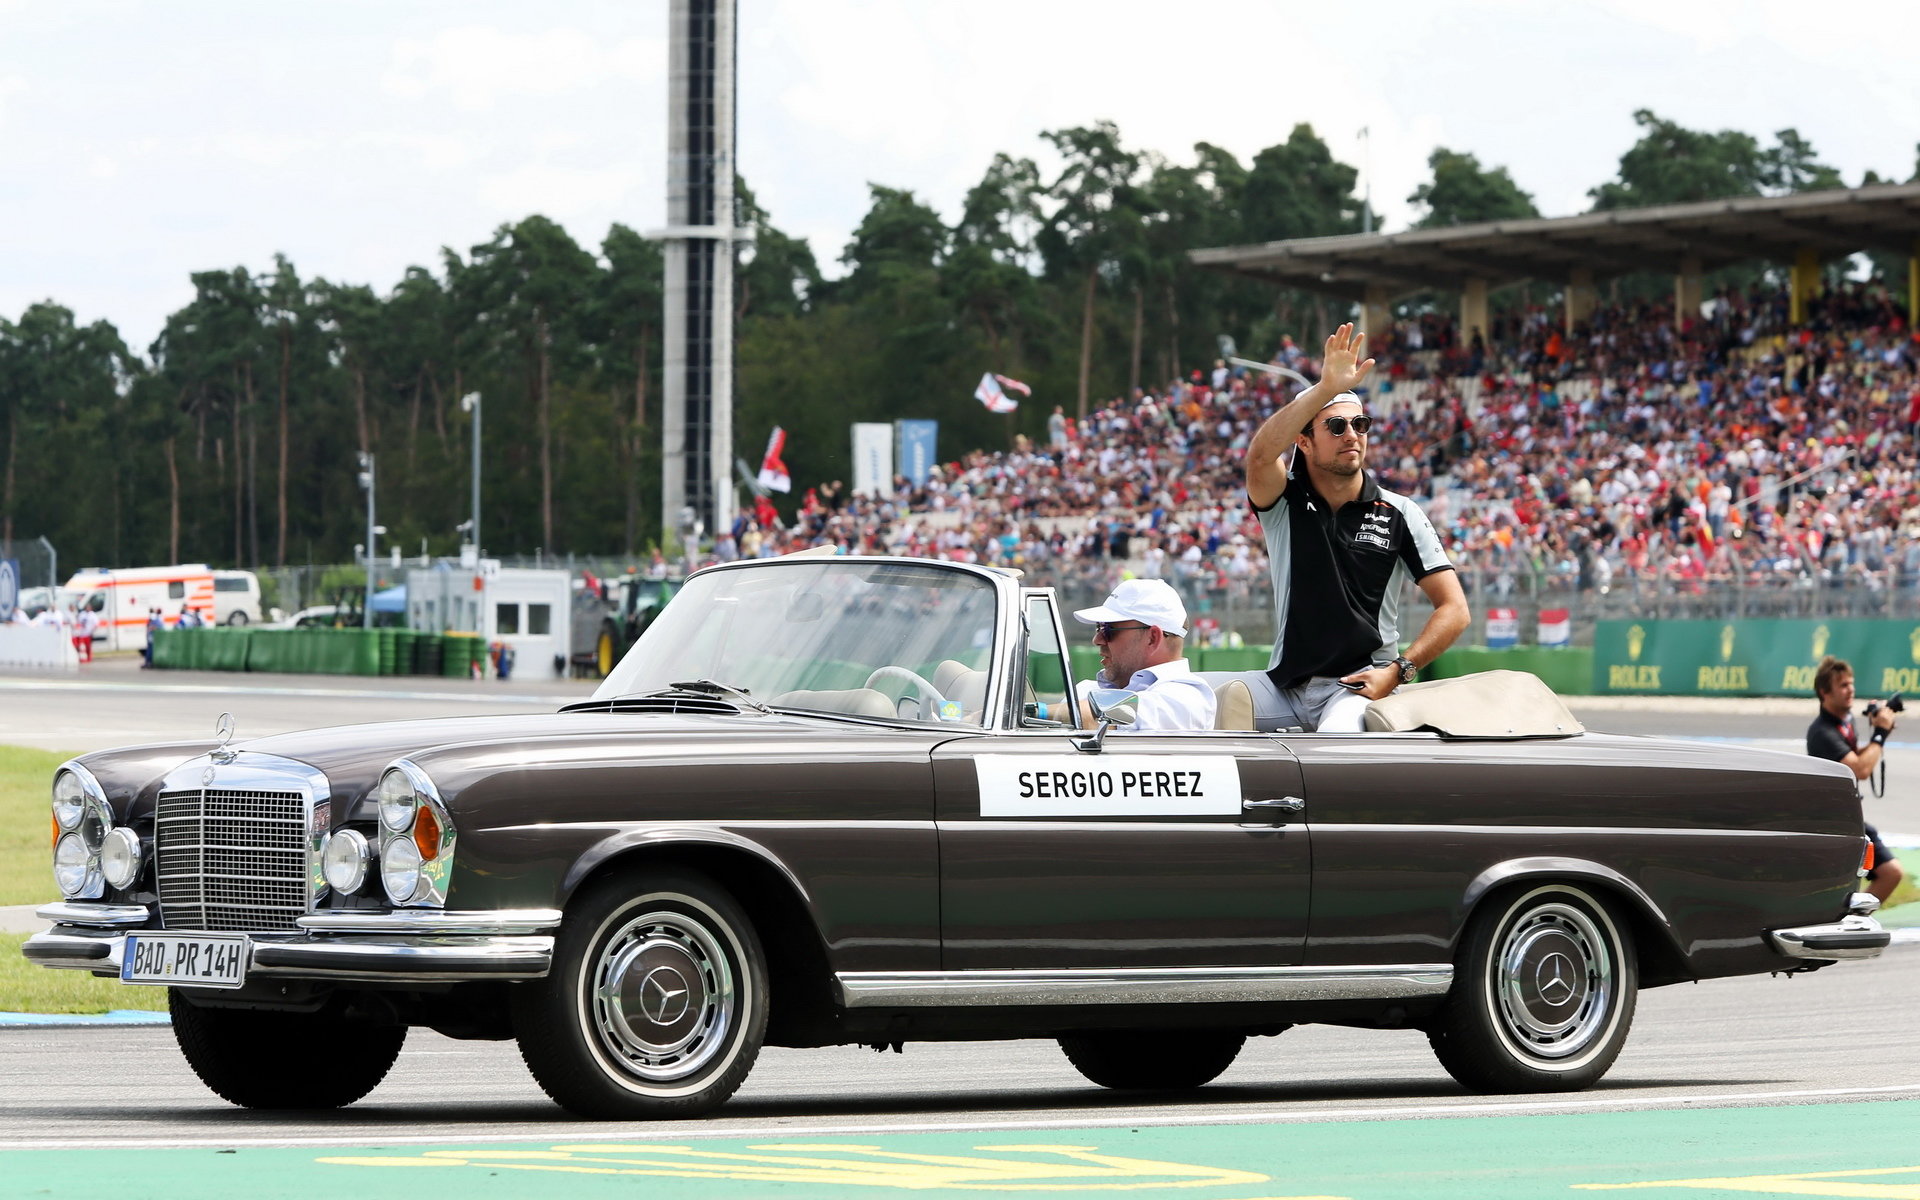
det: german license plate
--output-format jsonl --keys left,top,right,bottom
{"left": 121, "top": 933, "right": 250, "bottom": 989}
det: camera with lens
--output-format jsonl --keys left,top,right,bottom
{"left": 1864, "top": 692, "right": 1905, "bottom": 718}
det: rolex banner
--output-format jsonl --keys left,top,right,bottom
{"left": 1594, "top": 619, "right": 1920, "bottom": 697}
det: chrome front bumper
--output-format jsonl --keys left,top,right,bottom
{"left": 21, "top": 904, "right": 561, "bottom": 983}
{"left": 1768, "top": 896, "right": 1891, "bottom": 962}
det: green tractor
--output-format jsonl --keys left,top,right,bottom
{"left": 574, "top": 575, "right": 683, "bottom": 678}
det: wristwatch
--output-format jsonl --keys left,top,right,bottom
{"left": 1392, "top": 655, "right": 1418, "bottom": 684}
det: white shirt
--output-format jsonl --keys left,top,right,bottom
{"left": 1078, "top": 656, "right": 1216, "bottom": 732}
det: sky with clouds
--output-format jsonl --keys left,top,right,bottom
{"left": 4, "top": 0, "right": 1916, "bottom": 354}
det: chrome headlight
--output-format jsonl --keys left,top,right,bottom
{"left": 372, "top": 760, "right": 453, "bottom": 908}
{"left": 376, "top": 768, "right": 417, "bottom": 832}
{"left": 99, "top": 827, "right": 143, "bottom": 889}
{"left": 53, "top": 770, "right": 87, "bottom": 831}
{"left": 322, "top": 828, "right": 371, "bottom": 894}
{"left": 54, "top": 833, "right": 98, "bottom": 897}
{"left": 380, "top": 835, "right": 423, "bottom": 904}
{"left": 50, "top": 764, "right": 110, "bottom": 898}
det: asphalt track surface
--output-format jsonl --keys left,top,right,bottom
{"left": 4, "top": 657, "right": 1919, "bottom": 1197}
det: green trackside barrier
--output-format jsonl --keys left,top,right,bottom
{"left": 148, "top": 629, "right": 187, "bottom": 668}
{"left": 1069, "top": 643, "right": 1102, "bottom": 684}
{"left": 376, "top": 629, "right": 399, "bottom": 676}
{"left": 1424, "top": 645, "right": 1592, "bottom": 695}
{"left": 146, "top": 628, "right": 251, "bottom": 672}
{"left": 1194, "top": 645, "right": 1269, "bottom": 672}
{"left": 201, "top": 628, "right": 251, "bottom": 671}
{"left": 1593, "top": 618, "right": 1920, "bottom": 697}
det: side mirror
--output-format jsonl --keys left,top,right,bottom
{"left": 1087, "top": 689, "right": 1138, "bottom": 728}
{"left": 1075, "top": 689, "right": 1139, "bottom": 753}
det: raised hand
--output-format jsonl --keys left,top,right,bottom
{"left": 1320, "top": 323, "right": 1376, "bottom": 394}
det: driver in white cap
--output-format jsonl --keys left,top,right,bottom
{"left": 1071, "top": 579, "right": 1216, "bottom": 732}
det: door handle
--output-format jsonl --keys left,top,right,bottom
{"left": 1243, "top": 796, "right": 1305, "bottom": 816}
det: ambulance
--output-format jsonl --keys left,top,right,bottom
{"left": 64, "top": 564, "right": 217, "bottom": 652}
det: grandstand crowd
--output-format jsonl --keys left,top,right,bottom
{"left": 699, "top": 282, "right": 1920, "bottom": 632}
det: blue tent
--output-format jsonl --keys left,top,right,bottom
{"left": 370, "top": 585, "right": 407, "bottom": 614}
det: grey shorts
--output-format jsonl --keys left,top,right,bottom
{"left": 1239, "top": 671, "right": 1378, "bottom": 733}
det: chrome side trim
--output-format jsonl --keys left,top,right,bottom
{"left": 297, "top": 908, "right": 564, "bottom": 935}
{"left": 249, "top": 937, "right": 552, "bottom": 981}
{"left": 38, "top": 901, "right": 150, "bottom": 927}
{"left": 1769, "top": 914, "right": 1889, "bottom": 961}
{"left": 835, "top": 963, "right": 1454, "bottom": 1008}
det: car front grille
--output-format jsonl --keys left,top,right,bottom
{"left": 156, "top": 786, "right": 312, "bottom": 931}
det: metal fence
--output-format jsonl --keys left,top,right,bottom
{"left": 251, "top": 552, "right": 1917, "bottom": 651}
{"left": 0, "top": 536, "right": 62, "bottom": 594}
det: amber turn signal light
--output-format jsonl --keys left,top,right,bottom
{"left": 412, "top": 805, "right": 443, "bottom": 861}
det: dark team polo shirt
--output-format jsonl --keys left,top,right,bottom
{"left": 1253, "top": 467, "right": 1455, "bottom": 689}
{"left": 1806, "top": 708, "right": 1859, "bottom": 765}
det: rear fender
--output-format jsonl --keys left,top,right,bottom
{"left": 1461, "top": 856, "right": 1690, "bottom": 986}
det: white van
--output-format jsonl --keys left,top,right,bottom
{"left": 64, "top": 564, "right": 216, "bottom": 652}
{"left": 212, "top": 570, "right": 263, "bottom": 625}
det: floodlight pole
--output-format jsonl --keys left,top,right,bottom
{"left": 358, "top": 452, "right": 376, "bottom": 629}
{"left": 461, "top": 393, "right": 482, "bottom": 560}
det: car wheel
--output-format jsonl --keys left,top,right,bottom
{"left": 1429, "top": 883, "right": 1637, "bottom": 1093}
{"left": 513, "top": 867, "right": 768, "bottom": 1119}
{"left": 168, "top": 990, "right": 405, "bottom": 1108}
{"left": 1058, "top": 1030, "right": 1245, "bottom": 1090}
{"left": 226, "top": 611, "right": 249, "bottom": 626}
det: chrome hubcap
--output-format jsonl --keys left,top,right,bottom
{"left": 591, "top": 908, "right": 734, "bottom": 1082}
{"left": 1495, "top": 900, "right": 1613, "bottom": 1060}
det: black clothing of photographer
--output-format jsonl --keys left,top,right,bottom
{"left": 1806, "top": 655, "right": 1905, "bottom": 903}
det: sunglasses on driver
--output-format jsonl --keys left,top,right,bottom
{"left": 1314, "top": 415, "right": 1373, "bottom": 436}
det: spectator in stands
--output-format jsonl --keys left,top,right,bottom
{"left": 1070, "top": 578, "right": 1215, "bottom": 732}
{"left": 1806, "top": 655, "right": 1905, "bottom": 903}
{"left": 1243, "top": 324, "right": 1469, "bottom": 731}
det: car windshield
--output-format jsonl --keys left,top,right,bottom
{"left": 594, "top": 559, "right": 1000, "bottom": 726}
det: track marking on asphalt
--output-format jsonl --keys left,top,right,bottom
{"left": 315, "top": 1143, "right": 1284, "bottom": 1191}
{"left": 7, "top": 1082, "right": 1920, "bottom": 1151}
{"left": 0, "top": 678, "right": 566, "bottom": 704}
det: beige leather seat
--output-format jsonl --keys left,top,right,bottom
{"left": 1211, "top": 677, "right": 1255, "bottom": 731}
{"left": 932, "top": 659, "right": 989, "bottom": 711}
{"left": 771, "top": 688, "right": 896, "bottom": 718}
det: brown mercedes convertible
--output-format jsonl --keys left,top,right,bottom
{"left": 24, "top": 555, "right": 1889, "bottom": 1118}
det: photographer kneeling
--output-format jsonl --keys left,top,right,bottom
{"left": 1807, "top": 655, "right": 1905, "bottom": 903}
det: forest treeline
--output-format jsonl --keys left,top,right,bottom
{"left": 1, "top": 111, "right": 1903, "bottom": 570}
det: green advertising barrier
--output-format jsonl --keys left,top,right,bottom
{"left": 1071, "top": 639, "right": 1596, "bottom": 695}
{"left": 1593, "top": 618, "right": 1920, "bottom": 697}
{"left": 1425, "top": 645, "right": 1592, "bottom": 696}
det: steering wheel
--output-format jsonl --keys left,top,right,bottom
{"left": 863, "top": 666, "right": 950, "bottom": 720}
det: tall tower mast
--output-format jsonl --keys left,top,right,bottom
{"left": 660, "top": 0, "right": 738, "bottom": 549}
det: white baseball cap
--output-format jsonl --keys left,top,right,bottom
{"left": 1073, "top": 578, "right": 1188, "bottom": 637}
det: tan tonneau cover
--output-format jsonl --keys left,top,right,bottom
{"left": 1363, "top": 669, "right": 1585, "bottom": 738}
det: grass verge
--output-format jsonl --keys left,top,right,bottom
{"left": 0, "top": 934, "right": 155, "bottom": 1014}
{"left": 2, "top": 745, "right": 69, "bottom": 906}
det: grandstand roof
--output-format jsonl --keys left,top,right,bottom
{"left": 1189, "top": 182, "right": 1920, "bottom": 302}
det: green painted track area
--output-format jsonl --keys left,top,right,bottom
{"left": 7, "top": 1101, "right": 1919, "bottom": 1200}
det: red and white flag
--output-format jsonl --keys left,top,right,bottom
{"left": 975, "top": 372, "right": 1030, "bottom": 413}
{"left": 757, "top": 426, "right": 791, "bottom": 493}
{"left": 1538, "top": 608, "right": 1571, "bottom": 647}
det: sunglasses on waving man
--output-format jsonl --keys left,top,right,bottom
{"left": 1315, "top": 415, "right": 1372, "bottom": 437}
